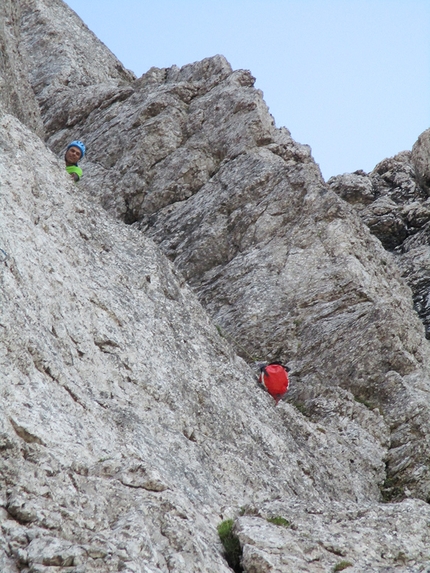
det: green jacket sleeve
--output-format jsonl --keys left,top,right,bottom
{"left": 66, "top": 165, "right": 83, "bottom": 182}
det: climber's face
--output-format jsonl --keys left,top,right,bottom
{"left": 65, "top": 146, "right": 82, "bottom": 165}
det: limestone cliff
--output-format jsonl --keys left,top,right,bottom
{"left": 0, "top": 0, "right": 44, "bottom": 134}
{"left": 1, "top": 1, "right": 430, "bottom": 572}
{"left": 328, "top": 133, "right": 430, "bottom": 344}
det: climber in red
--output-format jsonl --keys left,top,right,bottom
{"left": 258, "top": 362, "right": 290, "bottom": 405}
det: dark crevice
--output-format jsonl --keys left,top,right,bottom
{"left": 217, "top": 520, "right": 243, "bottom": 573}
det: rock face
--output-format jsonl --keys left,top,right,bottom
{"left": 19, "top": 0, "right": 135, "bottom": 138}
{"left": 0, "top": 0, "right": 44, "bottom": 135}
{"left": 412, "top": 128, "right": 430, "bottom": 193}
{"left": 328, "top": 138, "right": 430, "bottom": 342}
{"left": 235, "top": 498, "right": 430, "bottom": 572}
{"left": 0, "top": 112, "right": 399, "bottom": 573}
{"left": 1, "top": 0, "right": 430, "bottom": 572}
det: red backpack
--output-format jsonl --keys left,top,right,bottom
{"left": 259, "top": 362, "right": 289, "bottom": 405}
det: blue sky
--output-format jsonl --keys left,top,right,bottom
{"left": 65, "top": 0, "right": 430, "bottom": 180}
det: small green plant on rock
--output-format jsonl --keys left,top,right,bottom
{"left": 380, "top": 474, "right": 405, "bottom": 502}
{"left": 353, "top": 395, "right": 373, "bottom": 409}
{"left": 266, "top": 516, "right": 290, "bottom": 527}
{"left": 217, "top": 519, "right": 243, "bottom": 573}
{"left": 333, "top": 560, "right": 353, "bottom": 572}
{"left": 239, "top": 505, "right": 258, "bottom": 516}
{"left": 294, "top": 402, "right": 309, "bottom": 416}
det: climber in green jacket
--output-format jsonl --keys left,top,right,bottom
{"left": 65, "top": 140, "right": 86, "bottom": 182}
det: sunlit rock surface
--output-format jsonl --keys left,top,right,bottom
{"left": 1, "top": 0, "right": 430, "bottom": 571}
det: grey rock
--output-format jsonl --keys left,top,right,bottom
{"left": 397, "top": 244, "right": 430, "bottom": 339}
{"left": 360, "top": 196, "right": 407, "bottom": 249}
{"left": 329, "top": 141, "right": 430, "bottom": 341}
{"left": 0, "top": 0, "right": 44, "bottom": 135}
{"left": 21, "top": 0, "right": 430, "bottom": 503}
{"left": 2, "top": 1, "right": 430, "bottom": 571}
{"left": 327, "top": 170, "right": 375, "bottom": 206}
{"left": 411, "top": 127, "right": 430, "bottom": 193}
{"left": 0, "top": 110, "right": 399, "bottom": 572}
{"left": 236, "top": 498, "right": 430, "bottom": 572}
{"left": 0, "top": 107, "right": 426, "bottom": 572}
{"left": 371, "top": 152, "right": 420, "bottom": 203}
{"left": 328, "top": 152, "right": 427, "bottom": 249}
{"left": 19, "top": 0, "right": 135, "bottom": 95}
{"left": 26, "top": 536, "right": 83, "bottom": 567}
{"left": 0, "top": 112, "right": 245, "bottom": 572}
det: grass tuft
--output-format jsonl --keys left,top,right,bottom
{"left": 267, "top": 516, "right": 290, "bottom": 527}
{"left": 380, "top": 475, "right": 405, "bottom": 503}
{"left": 333, "top": 560, "right": 353, "bottom": 572}
{"left": 217, "top": 519, "right": 243, "bottom": 572}
{"left": 353, "top": 395, "right": 373, "bottom": 409}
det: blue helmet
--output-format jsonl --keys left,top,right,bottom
{"left": 67, "top": 140, "right": 86, "bottom": 159}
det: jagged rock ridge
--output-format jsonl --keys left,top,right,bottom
{"left": 328, "top": 134, "right": 430, "bottom": 339}
{"left": 1, "top": 0, "right": 430, "bottom": 572}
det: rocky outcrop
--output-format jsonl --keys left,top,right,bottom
{"left": 19, "top": 0, "right": 135, "bottom": 138}
{"left": 328, "top": 152, "right": 429, "bottom": 250}
{"left": 235, "top": 498, "right": 430, "bottom": 572}
{"left": 1, "top": 0, "right": 430, "bottom": 571}
{"left": 328, "top": 138, "right": 430, "bottom": 342}
{"left": 0, "top": 113, "right": 283, "bottom": 573}
{"left": 412, "top": 128, "right": 430, "bottom": 193}
{"left": 23, "top": 5, "right": 430, "bottom": 500}
{"left": 0, "top": 0, "right": 44, "bottom": 134}
{"left": 0, "top": 110, "right": 402, "bottom": 573}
